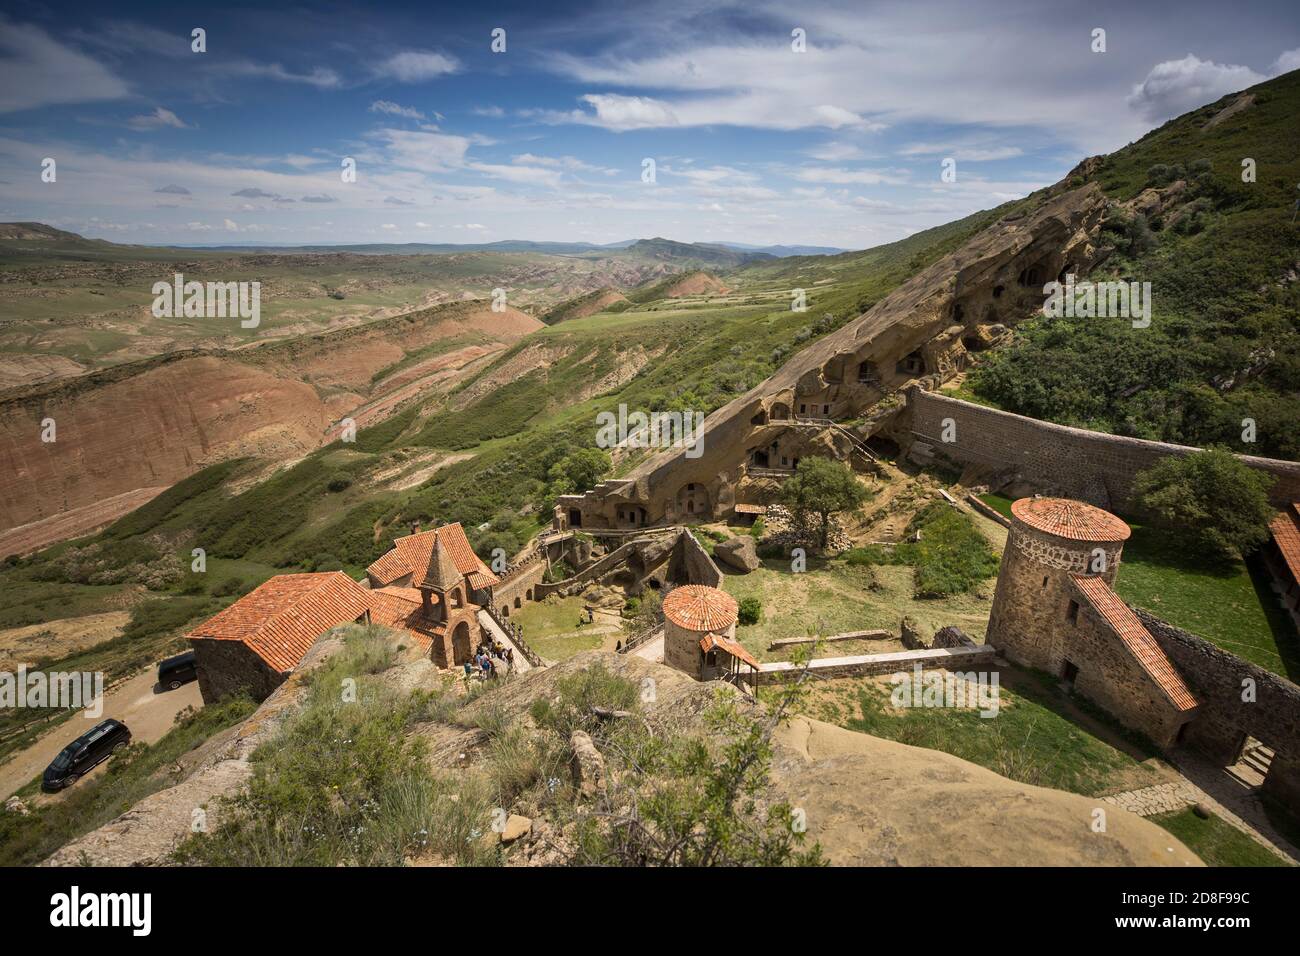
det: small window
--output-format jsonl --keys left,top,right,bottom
{"left": 1042, "top": 576, "right": 1048, "bottom": 588}
{"left": 1066, "top": 600, "right": 1080, "bottom": 624}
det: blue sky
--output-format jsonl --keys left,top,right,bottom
{"left": 1, "top": 0, "right": 1297, "bottom": 250}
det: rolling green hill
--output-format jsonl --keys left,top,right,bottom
{"left": 966, "top": 69, "right": 1300, "bottom": 460}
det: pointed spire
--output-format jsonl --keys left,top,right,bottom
{"left": 420, "top": 530, "right": 461, "bottom": 591}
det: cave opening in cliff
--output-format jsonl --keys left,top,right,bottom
{"left": 896, "top": 350, "right": 925, "bottom": 376}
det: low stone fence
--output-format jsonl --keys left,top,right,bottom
{"left": 745, "top": 644, "right": 997, "bottom": 686}
{"left": 482, "top": 602, "right": 545, "bottom": 668}
{"left": 965, "top": 493, "right": 1011, "bottom": 528}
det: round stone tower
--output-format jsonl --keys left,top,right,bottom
{"left": 986, "top": 497, "right": 1132, "bottom": 673}
{"left": 661, "top": 584, "right": 739, "bottom": 678}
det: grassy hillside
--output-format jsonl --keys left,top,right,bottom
{"left": 967, "top": 69, "right": 1300, "bottom": 460}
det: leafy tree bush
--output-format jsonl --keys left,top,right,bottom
{"left": 780, "top": 457, "right": 869, "bottom": 549}
{"left": 737, "top": 597, "right": 762, "bottom": 626}
{"left": 1132, "top": 449, "right": 1275, "bottom": 560}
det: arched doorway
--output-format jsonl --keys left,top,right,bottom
{"left": 451, "top": 620, "right": 472, "bottom": 665}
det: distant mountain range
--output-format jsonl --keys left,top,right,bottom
{"left": 0, "top": 223, "right": 847, "bottom": 260}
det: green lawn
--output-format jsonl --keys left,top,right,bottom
{"left": 510, "top": 596, "right": 605, "bottom": 661}
{"left": 1151, "top": 808, "right": 1290, "bottom": 867}
{"left": 721, "top": 558, "right": 994, "bottom": 661}
{"left": 978, "top": 492, "right": 1015, "bottom": 520}
{"left": 804, "top": 665, "right": 1164, "bottom": 797}
{"left": 1115, "top": 524, "right": 1298, "bottom": 679}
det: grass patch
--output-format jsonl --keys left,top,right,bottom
{"left": 1151, "top": 808, "right": 1290, "bottom": 867}
{"left": 811, "top": 665, "right": 1163, "bottom": 796}
{"left": 510, "top": 596, "right": 606, "bottom": 660}
{"left": 1114, "top": 523, "right": 1298, "bottom": 678}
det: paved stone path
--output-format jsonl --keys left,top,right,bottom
{"left": 1101, "top": 758, "right": 1298, "bottom": 865}
{"left": 1101, "top": 781, "right": 1199, "bottom": 817}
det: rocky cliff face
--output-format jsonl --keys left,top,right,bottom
{"left": 560, "top": 184, "right": 1110, "bottom": 529}
{"left": 41, "top": 645, "right": 1200, "bottom": 867}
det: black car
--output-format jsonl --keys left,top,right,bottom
{"left": 158, "top": 650, "right": 198, "bottom": 690}
{"left": 42, "top": 719, "right": 132, "bottom": 792}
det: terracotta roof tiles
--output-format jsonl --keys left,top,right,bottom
{"left": 188, "top": 572, "right": 371, "bottom": 673}
{"left": 700, "top": 633, "right": 760, "bottom": 669}
{"left": 663, "top": 584, "right": 739, "bottom": 632}
{"left": 365, "top": 523, "right": 500, "bottom": 590}
{"left": 1269, "top": 503, "right": 1300, "bottom": 584}
{"left": 1070, "top": 575, "right": 1197, "bottom": 711}
{"left": 1012, "top": 497, "right": 1131, "bottom": 543}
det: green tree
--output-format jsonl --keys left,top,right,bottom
{"left": 548, "top": 448, "right": 612, "bottom": 491}
{"left": 780, "top": 456, "right": 869, "bottom": 549}
{"left": 1132, "top": 448, "right": 1276, "bottom": 560}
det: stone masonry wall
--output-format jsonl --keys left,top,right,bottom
{"left": 1068, "top": 603, "right": 1191, "bottom": 749}
{"left": 908, "top": 389, "right": 1300, "bottom": 511}
{"left": 750, "top": 644, "right": 997, "bottom": 685}
{"left": 191, "top": 637, "right": 285, "bottom": 704}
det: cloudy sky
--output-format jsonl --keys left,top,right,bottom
{"left": 1, "top": 0, "right": 1297, "bottom": 250}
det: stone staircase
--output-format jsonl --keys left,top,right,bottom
{"left": 1226, "top": 742, "right": 1275, "bottom": 789}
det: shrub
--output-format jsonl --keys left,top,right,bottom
{"left": 737, "top": 597, "right": 762, "bottom": 626}
{"left": 1132, "top": 449, "right": 1275, "bottom": 560}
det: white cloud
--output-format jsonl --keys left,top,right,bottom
{"left": 575, "top": 93, "right": 680, "bottom": 131}
{"left": 127, "top": 107, "right": 189, "bottom": 130}
{"left": 370, "top": 100, "right": 424, "bottom": 120}
{"left": 0, "top": 16, "right": 130, "bottom": 113}
{"left": 1126, "top": 54, "right": 1265, "bottom": 121}
{"left": 806, "top": 142, "right": 867, "bottom": 162}
{"left": 373, "top": 127, "right": 473, "bottom": 173}
{"left": 221, "top": 60, "right": 341, "bottom": 89}
{"left": 1272, "top": 47, "right": 1300, "bottom": 75}
{"left": 374, "top": 51, "right": 459, "bottom": 83}
{"left": 795, "top": 167, "right": 908, "bottom": 185}
{"left": 899, "top": 142, "right": 1023, "bottom": 162}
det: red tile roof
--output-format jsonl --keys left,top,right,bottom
{"left": 700, "top": 633, "right": 760, "bottom": 670}
{"left": 1269, "top": 503, "right": 1300, "bottom": 584}
{"left": 663, "top": 584, "right": 739, "bottom": 632}
{"left": 366, "top": 523, "right": 500, "bottom": 590}
{"left": 188, "top": 572, "right": 371, "bottom": 673}
{"left": 368, "top": 586, "right": 439, "bottom": 651}
{"left": 1070, "top": 576, "right": 1197, "bottom": 711}
{"left": 1012, "top": 497, "right": 1131, "bottom": 542}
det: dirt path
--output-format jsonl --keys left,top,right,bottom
{"left": 0, "top": 669, "right": 202, "bottom": 802}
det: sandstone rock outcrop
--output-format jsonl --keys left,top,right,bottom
{"left": 713, "top": 536, "right": 760, "bottom": 573}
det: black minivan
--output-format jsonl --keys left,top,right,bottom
{"left": 158, "top": 650, "right": 198, "bottom": 690}
{"left": 42, "top": 719, "right": 132, "bottom": 791}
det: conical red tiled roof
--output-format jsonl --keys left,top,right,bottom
{"left": 1011, "top": 497, "right": 1131, "bottom": 542}
{"left": 662, "top": 584, "right": 738, "bottom": 632}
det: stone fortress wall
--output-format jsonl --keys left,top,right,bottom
{"left": 907, "top": 389, "right": 1300, "bottom": 511}
{"left": 1137, "top": 609, "right": 1300, "bottom": 810}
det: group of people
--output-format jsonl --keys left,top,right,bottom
{"left": 463, "top": 639, "right": 514, "bottom": 682}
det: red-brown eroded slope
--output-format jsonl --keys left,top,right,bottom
{"left": 0, "top": 355, "right": 334, "bottom": 533}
